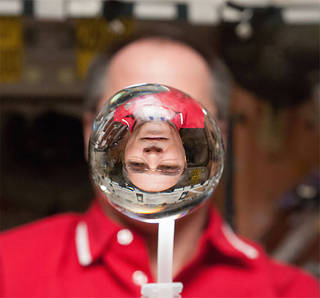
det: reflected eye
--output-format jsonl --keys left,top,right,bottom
{"left": 157, "top": 165, "right": 182, "bottom": 175}
{"left": 127, "top": 161, "right": 148, "bottom": 173}
{"left": 126, "top": 161, "right": 183, "bottom": 176}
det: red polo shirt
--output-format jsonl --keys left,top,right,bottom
{"left": 113, "top": 88, "right": 204, "bottom": 131}
{"left": 0, "top": 201, "right": 318, "bottom": 297}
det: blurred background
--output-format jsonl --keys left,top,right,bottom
{"left": 0, "top": 0, "right": 319, "bottom": 277}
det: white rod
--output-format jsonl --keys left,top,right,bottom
{"left": 157, "top": 218, "right": 175, "bottom": 283}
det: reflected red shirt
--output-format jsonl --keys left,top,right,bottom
{"left": 113, "top": 89, "right": 205, "bottom": 131}
{"left": 0, "top": 202, "right": 318, "bottom": 297}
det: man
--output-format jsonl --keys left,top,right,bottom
{"left": 0, "top": 32, "right": 318, "bottom": 297}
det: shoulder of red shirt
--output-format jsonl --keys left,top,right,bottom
{"left": 0, "top": 201, "right": 318, "bottom": 297}
{"left": 0, "top": 211, "right": 80, "bottom": 245}
{"left": 0, "top": 212, "right": 80, "bottom": 272}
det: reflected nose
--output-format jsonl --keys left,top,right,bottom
{"left": 143, "top": 146, "right": 162, "bottom": 170}
{"left": 143, "top": 146, "right": 163, "bottom": 153}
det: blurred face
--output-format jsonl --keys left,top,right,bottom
{"left": 124, "top": 121, "right": 186, "bottom": 192}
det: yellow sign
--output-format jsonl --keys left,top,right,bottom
{"left": 0, "top": 17, "right": 23, "bottom": 83}
{"left": 75, "top": 17, "right": 135, "bottom": 79}
{"left": 190, "top": 168, "right": 202, "bottom": 185}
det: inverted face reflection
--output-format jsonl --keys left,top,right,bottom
{"left": 90, "top": 83, "right": 224, "bottom": 222}
{"left": 124, "top": 120, "right": 186, "bottom": 192}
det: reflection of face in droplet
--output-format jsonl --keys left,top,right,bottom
{"left": 89, "top": 84, "right": 224, "bottom": 223}
{"left": 124, "top": 120, "right": 186, "bottom": 192}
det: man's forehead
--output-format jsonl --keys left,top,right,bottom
{"left": 98, "top": 38, "right": 216, "bottom": 116}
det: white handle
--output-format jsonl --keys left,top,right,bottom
{"left": 141, "top": 218, "right": 184, "bottom": 298}
{"left": 157, "top": 218, "right": 175, "bottom": 283}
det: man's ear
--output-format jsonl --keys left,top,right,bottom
{"left": 82, "top": 112, "right": 95, "bottom": 161}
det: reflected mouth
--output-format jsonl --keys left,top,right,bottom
{"left": 140, "top": 137, "right": 168, "bottom": 141}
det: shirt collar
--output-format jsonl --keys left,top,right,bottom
{"left": 76, "top": 201, "right": 259, "bottom": 267}
{"left": 76, "top": 201, "right": 121, "bottom": 266}
{"left": 203, "top": 207, "right": 259, "bottom": 264}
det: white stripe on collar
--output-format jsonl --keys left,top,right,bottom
{"left": 75, "top": 221, "right": 92, "bottom": 266}
{"left": 179, "top": 112, "right": 183, "bottom": 125}
{"left": 222, "top": 224, "right": 259, "bottom": 260}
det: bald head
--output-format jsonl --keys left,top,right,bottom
{"left": 98, "top": 38, "right": 216, "bottom": 115}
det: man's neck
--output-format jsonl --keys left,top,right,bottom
{"left": 97, "top": 195, "right": 210, "bottom": 280}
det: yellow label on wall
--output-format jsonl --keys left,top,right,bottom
{"left": 76, "top": 49, "right": 97, "bottom": 79}
{"left": 75, "top": 17, "right": 135, "bottom": 79}
{"left": 0, "top": 17, "right": 23, "bottom": 83}
{"left": 190, "top": 168, "right": 202, "bottom": 185}
{"left": 75, "top": 18, "right": 110, "bottom": 79}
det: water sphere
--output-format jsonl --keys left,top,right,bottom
{"left": 89, "top": 83, "right": 224, "bottom": 223}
